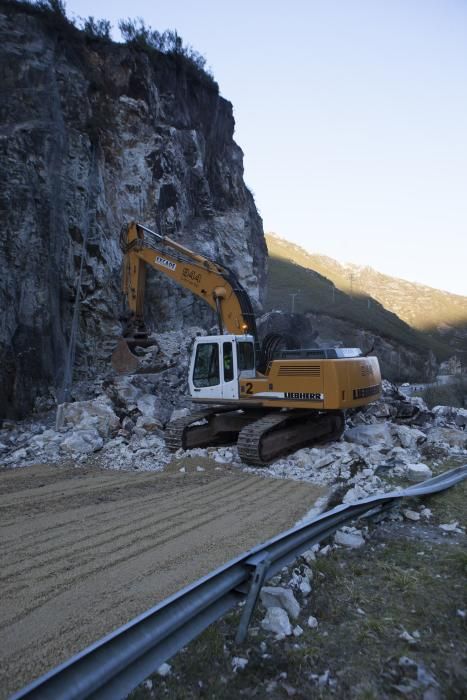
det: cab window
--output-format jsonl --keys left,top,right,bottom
{"left": 237, "top": 342, "right": 255, "bottom": 370}
{"left": 223, "top": 342, "right": 234, "bottom": 382}
{"left": 193, "top": 343, "right": 220, "bottom": 387}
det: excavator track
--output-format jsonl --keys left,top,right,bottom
{"left": 237, "top": 410, "right": 345, "bottom": 466}
{"left": 165, "top": 407, "right": 241, "bottom": 452}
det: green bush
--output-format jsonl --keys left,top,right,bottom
{"left": 421, "top": 378, "right": 467, "bottom": 409}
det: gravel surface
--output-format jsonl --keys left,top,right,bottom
{"left": 0, "top": 461, "right": 324, "bottom": 698}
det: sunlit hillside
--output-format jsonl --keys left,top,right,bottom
{"left": 266, "top": 233, "right": 467, "bottom": 359}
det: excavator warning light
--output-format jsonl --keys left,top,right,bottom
{"left": 241, "top": 323, "right": 248, "bottom": 332}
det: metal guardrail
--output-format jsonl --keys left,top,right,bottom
{"left": 13, "top": 465, "right": 467, "bottom": 700}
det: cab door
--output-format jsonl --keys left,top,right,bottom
{"left": 221, "top": 339, "right": 239, "bottom": 399}
{"left": 190, "top": 339, "right": 223, "bottom": 400}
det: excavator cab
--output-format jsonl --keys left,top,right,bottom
{"left": 188, "top": 335, "right": 256, "bottom": 401}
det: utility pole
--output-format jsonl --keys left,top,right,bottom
{"left": 289, "top": 292, "right": 300, "bottom": 313}
{"left": 349, "top": 272, "right": 354, "bottom": 299}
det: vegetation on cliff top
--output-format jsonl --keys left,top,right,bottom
{"left": 1, "top": 0, "right": 218, "bottom": 91}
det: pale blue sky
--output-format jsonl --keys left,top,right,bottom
{"left": 67, "top": 0, "right": 467, "bottom": 296}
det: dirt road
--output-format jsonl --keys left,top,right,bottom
{"left": 0, "top": 460, "right": 324, "bottom": 697}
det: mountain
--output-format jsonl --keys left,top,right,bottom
{"left": 266, "top": 233, "right": 467, "bottom": 361}
{"left": 263, "top": 233, "right": 467, "bottom": 381}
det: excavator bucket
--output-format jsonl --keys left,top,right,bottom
{"left": 111, "top": 336, "right": 162, "bottom": 375}
{"left": 111, "top": 339, "right": 142, "bottom": 375}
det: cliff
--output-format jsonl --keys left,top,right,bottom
{"left": 0, "top": 2, "right": 266, "bottom": 418}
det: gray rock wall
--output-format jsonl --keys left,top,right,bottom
{"left": 0, "top": 5, "right": 266, "bottom": 418}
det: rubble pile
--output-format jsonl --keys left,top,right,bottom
{"left": 239, "top": 380, "right": 466, "bottom": 502}
{"left": 0, "top": 328, "right": 203, "bottom": 471}
{"left": 1, "top": 366, "right": 466, "bottom": 499}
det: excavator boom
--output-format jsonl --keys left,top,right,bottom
{"left": 121, "top": 221, "right": 257, "bottom": 337}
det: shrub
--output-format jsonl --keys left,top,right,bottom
{"left": 82, "top": 16, "right": 111, "bottom": 40}
{"left": 35, "top": 0, "right": 66, "bottom": 14}
{"left": 118, "top": 17, "right": 216, "bottom": 89}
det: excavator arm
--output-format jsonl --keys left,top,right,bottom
{"left": 113, "top": 222, "right": 259, "bottom": 372}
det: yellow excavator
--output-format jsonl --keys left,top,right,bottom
{"left": 112, "top": 222, "right": 382, "bottom": 465}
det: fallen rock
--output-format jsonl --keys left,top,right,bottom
{"left": 403, "top": 509, "right": 421, "bottom": 522}
{"left": 392, "top": 425, "right": 426, "bottom": 450}
{"left": 301, "top": 547, "right": 318, "bottom": 564}
{"left": 137, "top": 394, "right": 160, "bottom": 417}
{"left": 232, "top": 657, "right": 248, "bottom": 672}
{"left": 420, "top": 507, "right": 432, "bottom": 520}
{"left": 344, "top": 423, "right": 394, "bottom": 448}
{"left": 8, "top": 447, "right": 28, "bottom": 462}
{"left": 135, "top": 415, "right": 163, "bottom": 434}
{"left": 432, "top": 405, "right": 467, "bottom": 428}
{"left": 439, "top": 521, "right": 464, "bottom": 534}
{"left": 425, "top": 427, "right": 466, "bottom": 449}
{"left": 454, "top": 408, "right": 467, "bottom": 429}
{"left": 59, "top": 397, "right": 120, "bottom": 438}
{"left": 156, "top": 662, "right": 171, "bottom": 677}
{"left": 335, "top": 528, "right": 365, "bottom": 548}
{"left": 60, "top": 429, "right": 103, "bottom": 454}
{"left": 307, "top": 615, "right": 319, "bottom": 629}
{"left": 261, "top": 606, "right": 292, "bottom": 636}
{"left": 113, "top": 378, "right": 142, "bottom": 407}
{"left": 406, "top": 463, "right": 432, "bottom": 482}
{"left": 365, "top": 400, "right": 392, "bottom": 419}
{"left": 260, "top": 586, "right": 300, "bottom": 619}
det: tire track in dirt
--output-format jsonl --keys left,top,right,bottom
{"left": 0, "top": 476, "right": 289, "bottom": 583}
{"left": 0, "top": 463, "right": 325, "bottom": 698}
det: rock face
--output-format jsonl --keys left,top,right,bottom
{"left": 0, "top": 4, "right": 266, "bottom": 419}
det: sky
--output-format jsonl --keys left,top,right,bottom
{"left": 67, "top": 0, "right": 467, "bottom": 296}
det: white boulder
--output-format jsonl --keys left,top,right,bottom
{"left": 307, "top": 615, "right": 319, "bottom": 629}
{"left": 261, "top": 607, "right": 292, "bottom": 636}
{"left": 335, "top": 528, "right": 365, "bottom": 548}
{"left": 156, "top": 662, "right": 171, "bottom": 677}
{"left": 407, "top": 396, "right": 429, "bottom": 412}
{"left": 403, "top": 509, "right": 421, "bottom": 521}
{"left": 344, "top": 423, "right": 394, "bottom": 448}
{"left": 114, "top": 378, "right": 142, "bottom": 407}
{"left": 260, "top": 586, "right": 300, "bottom": 619}
{"left": 60, "top": 398, "right": 120, "bottom": 438}
{"left": 137, "top": 394, "right": 160, "bottom": 417}
{"left": 425, "top": 427, "right": 466, "bottom": 449}
{"left": 232, "top": 657, "right": 248, "bottom": 672}
{"left": 406, "top": 463, "right": 432, "bottom": 482}
{"left": 455, "top": 408, "right": 467, "bottom": 429}
{"left": 392, "top": 425, "right": 426, "bottom": 450}
{"left": 60, "top": 429, "right": 103, "bottom": 454}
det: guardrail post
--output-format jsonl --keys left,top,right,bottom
{"left": 235, "top": 553, "right": 271, "bottom": 644}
